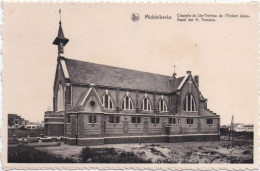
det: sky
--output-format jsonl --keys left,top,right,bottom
{"left": 2, "top": 3, "right": 258, "bottom": 125}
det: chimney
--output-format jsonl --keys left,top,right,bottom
{"left": 194, "top": 75, "right": 199, "bottom": 87}
{"left": 186, "top": 71, "right": 191, "bottom": 74}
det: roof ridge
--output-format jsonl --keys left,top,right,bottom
{"left": 63, "top": 57, "right": 184, "bottom": 79}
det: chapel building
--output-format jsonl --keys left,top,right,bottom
{"left": 44, "top": 20, "right": 220, "bottom": 145}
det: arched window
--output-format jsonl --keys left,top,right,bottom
{"left": 101, "top": 94, "right": 113, "bottom": 109}
{"left": 158, "top": 99, "right": 167, "bottom": 112}
{"left": 122, "top": 96, "right": 133, "bottom": 110}
{"left": 183, "top": 94, "right": 196, "bottom": 111}
{"left": 141, "top": 97, "right": 152, "bottom": 111}
{"left": 57, "top": 84, "right": 64, "bottom": 111}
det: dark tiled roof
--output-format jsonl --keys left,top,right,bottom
{"left": 64, "top": 58, "right": 184, "bottom": 93}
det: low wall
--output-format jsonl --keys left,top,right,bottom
{"left": 167, "top": 134, "right": 220, "bottom": 143}
{"left": 104, "top": 136, "right": 167, "bottom": 144}
{"left": 63, "top": 134, "right": 220, "bottom": 146}
{"left": 64, "top": 138, "right": 104, "bottom": 146}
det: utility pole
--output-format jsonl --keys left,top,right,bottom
{"left": 228, "top": 115, "right": 234, "bottom": 141}
{"left": 76, "top": 114, "right": 78, "bottom": 145}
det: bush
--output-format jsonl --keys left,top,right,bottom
{"left": 8, "top": 145, "right": 75, "bottom": 163}
{"left": 8, "top": 129, "right": 44, "bottom": 138}
{"left": 80, "top": 146, "right": 151, "bottom": 163}
{"left": 150, "top": 147, "right": 166, "bottom": 157}
{"left": 242, "top": 150, "right": 251, "bottom": 155}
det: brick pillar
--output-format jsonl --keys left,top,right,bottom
{"left": 169, "top": 95, "right": 172, "bottom": 113}
{"left": 162, "top": 120, "right": 166, "bottom": 135}
{"left": 136, "top": 91, "right": 139, "bottom": 112}
{"left": 153, "top": 93, "right": 156, "bottom": 111}
{"left": 123, "top": 117, "right": 128, "bottom": 135}
{"left": 116, "top": 88, "right": 119, "bottom": 111}
{"left": 198, "top": 94, "right": 201, "bottom": 116}
{"left": 198, "top": 118, "right": 201, "bottom": 133}
{"left": 217, "top": 118, "right": 220, "bottom": 138}
{"left": 53, "top": 96, "right": 56, "bottom": 112}
{"left": 101, "top": 114, "right": 105, "bottom": 137}
{"left": 143, "top": 118, "right": 148, "bottom": 134}
{"left": 169, "top": 95, "right": 174, "bottom": 113}
{"left": 176, "top": 91, "right": 181, "bottom": 113}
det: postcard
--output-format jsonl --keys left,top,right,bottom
{"left": 2, "top": 2, "right": 259, "bottom": 170}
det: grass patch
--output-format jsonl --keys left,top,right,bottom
{"left": 80, "top": 146, "right": 151, "bottom": 163}
{"left": 8, "top": 145, "right": 75, "bottom": 163}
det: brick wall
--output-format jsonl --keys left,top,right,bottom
{"left": 45, "top": 124, "right": 64, "bottom": 136}
{"left": 69, "top": 85, "right": 171, "bottom": 114}
{"left": 65, "top": 113, "right": 219, "bottom": 139}
{"left": 63, "top": 134, "right": 220, "bottom": 146}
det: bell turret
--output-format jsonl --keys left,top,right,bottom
{"left": 53, "top": 10, "right": 69, "bottom": 56}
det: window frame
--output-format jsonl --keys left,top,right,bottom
{"left": 88, "top": 115, "right": 97, "bottom": 124}
{"left": 108, "top": 115, "right": 120, "bottom": 124}
{"left": 158, "top": 99, "right": 168, "bottom": 112}
{"left": 67, "top": 115, "right": 71, "bottom": 124}
{"left": 183, "top": 94, "right": 197, "bottom": 112}
{"left": 57, "top": 83, "right": 65, "bottom": 112}
{"left": 151, "top": 116, "right": 160, "bottom": 124}
{"left": 206, "top": 118, "right": 213, "bottom": 125}
{"left": 122, "top": 96, "right": 134, "bottom": 110}
{"left": 141, "top": 97, "right": 152, "bottom": 111}
{"left": 168, "top": 117, "right": 176, "bottom": 124}
{"left": 131, "top": 116, "right": 141, "bottom": 124}
{"left": 186, "top": 118, "right": 194, "bottom": 125}
{"left": 101, "top": 94, "right": 114, "bottom": 109}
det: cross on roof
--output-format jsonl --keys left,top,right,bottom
{"left": 59, "top": 9, "right": 61, "bottom": 23}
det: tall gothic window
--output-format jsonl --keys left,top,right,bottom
{"left": 122, "top": 96, "right": 133, "bottom": 110}
{"left": 57, "top": 84, "right": 64, "bottom": 111}
{"left": 141, "top": 97, "right": 151, "bottom": 111}
{"left": 101, "top": 94, "right": 113, "bottom": 109}
{"left": 158, "top": 99, "right": 167, "bottom": 112}
{"left": 183, "top": 94, "right": 196, "bottom": 111}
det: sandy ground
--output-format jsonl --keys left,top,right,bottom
{"left": 37, "top": 139, "right": 253, "bottom": 163}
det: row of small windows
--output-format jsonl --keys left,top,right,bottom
{"left": 102, "top": 94, "right": 168, "bottom": 112}
{"left": 102, "top": 93, "right": 197, "bottom": 112}
{"left": 67, "top": 115, "right": 214, "bottom": 125}
{"left": 60, "top": 85, "right": 196, "bottom": 113}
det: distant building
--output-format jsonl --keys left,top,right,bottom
{"left": 24, "top": 122, "right": 41, "bottom": 129}
{"left": 24, "top": 125, "right": 37, "bottom": 129}
{"left": 8, "top": 114, "right": 22, "bottom": 128}
{"left": 234, "top": 123, "right": 253, "bottom": 132}
{"left": 21, "top": 118, "right": 29, "bottom": 126}
{"left": 8, "top": 114, "right": 42, "bottom": 130}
